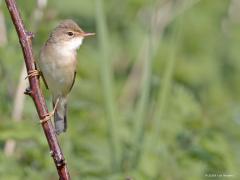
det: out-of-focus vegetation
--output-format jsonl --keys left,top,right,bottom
{"left": 0, "top": 0, "right": 240, "bottom": 179}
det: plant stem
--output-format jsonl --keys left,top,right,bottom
{"left": 131, "top": 34, "right": 153, "bottom": 168}
{"left": 95, "top": 0, "right": 120, "bottom": 171}
{"left": 153, "top": 13, "right": 183, "bottom": 144}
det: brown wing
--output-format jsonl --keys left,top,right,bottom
{"left": 69, "top": 71, "right": 76, "bottom": 92}
{"left": 35, "top": 61, "right": 48, "bottom": 89}
{"left": 40, "top": 71, "right": 49, "bottom": 89}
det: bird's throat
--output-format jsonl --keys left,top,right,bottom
{"left": 53, "top": 38, "right": 83, "bottom": 58}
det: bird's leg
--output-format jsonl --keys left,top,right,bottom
{"left": 39, "top": 98, "right": 59, "bottom": 124}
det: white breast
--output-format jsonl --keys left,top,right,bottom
{"left": 63, "top": 37, "right": 83, "bottom": 53}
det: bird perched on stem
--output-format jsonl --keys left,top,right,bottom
{"left": 37, "top": 19, "right": 95, "bottom": 135}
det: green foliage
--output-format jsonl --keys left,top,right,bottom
{"left": 1, "top": 0, "right": 240, "bottom": 179}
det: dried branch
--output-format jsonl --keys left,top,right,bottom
{"left": 4, "top": 0, "right": 48, "bottom": 158}
{"left": 4, "top": 66, "right": 28, "bottom": 156}
{"left": 119, "top": 0, "right": 200, "bottom": 107}
{"left": 5, "top": 0, "right": 70, "bottom": 179}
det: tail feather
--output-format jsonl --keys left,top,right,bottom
{"left": 53, "top": 97, "right": 67, "bottom": 135}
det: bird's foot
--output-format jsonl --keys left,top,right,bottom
{"left": 25, "top": 69, "right": 40, "bottom": 79}
{"left": 39, "top": 98, "right": 60, "bottom": 124}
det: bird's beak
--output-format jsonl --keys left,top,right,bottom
{"left": 82, "top": 32, "right": 96, "bottom": 37}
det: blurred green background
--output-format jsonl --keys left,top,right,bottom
{"left": 0, "top": 0, "right": 240, "bottom": 179}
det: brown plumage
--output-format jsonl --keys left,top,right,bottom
{"left": 37, "top": 19, "right": 95, "bottom": 135}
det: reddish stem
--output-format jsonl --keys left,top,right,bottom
{"left": 5, "top": 0, "right": 71, "bottom": 179}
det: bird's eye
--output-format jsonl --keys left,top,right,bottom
{"left": 67, "top": 32, "right": 74, "bottom": 36}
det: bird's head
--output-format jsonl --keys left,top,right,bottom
{"left": 48, "top": 19, "right": 95, "bottom": 51}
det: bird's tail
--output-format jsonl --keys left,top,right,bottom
{"left": 53, "top": 96, "right": 67, "bottom": 135}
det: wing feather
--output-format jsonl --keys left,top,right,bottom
{"left": 69, "top": 71, "right": 76, "bottom": 92}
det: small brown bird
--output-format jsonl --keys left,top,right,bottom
{"left": 37, "top": 19, "right": 95, "bottom": 135}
